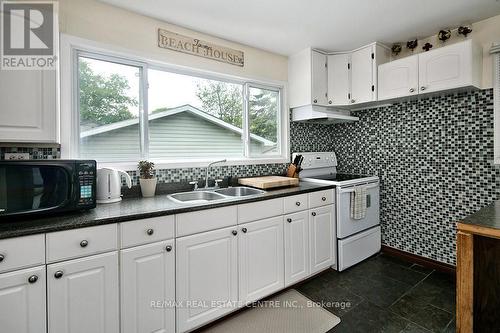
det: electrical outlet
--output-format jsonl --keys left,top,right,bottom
{"left": 4, "top": 153, "right": 30, "bottom": 160}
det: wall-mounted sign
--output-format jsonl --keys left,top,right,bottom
{"left": 158, "top": 29, "right": 244, "bottom": 67}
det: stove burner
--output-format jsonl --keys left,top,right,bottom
{"left": 307, "top": 173, "right": 370, "bottom": 182}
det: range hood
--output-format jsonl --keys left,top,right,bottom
{"left": 292, "top": 105, "right": 359, "bottom": 124}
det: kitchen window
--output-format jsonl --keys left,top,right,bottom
{"left": 73, "top": 50, "right": 285, "bottom": 165}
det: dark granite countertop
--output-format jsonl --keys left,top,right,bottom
{"left": 0, "top": 181, "right": 335, "bottom": 239}
{"left": 459, "top": 200, "right": 500, "bottom": 231}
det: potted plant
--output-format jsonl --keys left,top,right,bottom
{"left": 138, "top": 160, "right": 156, "bottom": 197}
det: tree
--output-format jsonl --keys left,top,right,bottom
{"left": 79, "top": 60, "right": 138, "bottom": 126}
{"left": 195, "top": 81, "right": 243, "bottom": 127}
{"left": 249, "top": 89, "right": 277, "bottom": 142}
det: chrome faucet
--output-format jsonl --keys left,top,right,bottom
{"left": 204, "top": 159, "right": 226, "bottom": 189}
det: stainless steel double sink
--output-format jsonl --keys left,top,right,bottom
{"left": 168, "top": 186, "right": 265, "bottom": 204}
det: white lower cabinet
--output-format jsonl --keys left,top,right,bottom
{"left": 309, "top": 205, "right": 336, "bottom": 274}
{"left": 121, "top": 241, "right": 175, "bottom": 333}
{"left": 239, "top": 216, "right": 284, "bottom": 303}
{"left": 0, "top": 265, "right": 46, "bottom": 333}
{"left": 284, "top": 211, "right": 310, "bottom": 286}
{"left": 176, "top": 226, "right": 238, "bottom": 333}
{"left": 47, "top": 251, "right": 119, "bottom": 333}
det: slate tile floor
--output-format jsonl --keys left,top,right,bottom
{"left": 297, "top": 253, "right": 456, "bottom": 333}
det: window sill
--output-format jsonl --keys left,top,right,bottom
{"left": 96, "top": 157, "right": 289, "bottom": 171}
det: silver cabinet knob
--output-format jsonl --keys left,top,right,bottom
{"left": 409, "top": 88, "right": 415, "bottom": 93}
{"left": 231, "top": 230, "right": 238, "bottom": 236}
{"left": 350, "top": 99, "right": 356, "bottom": 103}
{"left": 328, "top": 100, "right": 332, "bottom": 104}
{"left": 322, "top": 197, "right": 327, "bottom": 201}
{"left": 287, "top": 218, "right": 292, "bottom": 223}
{"left": 165, "top": 245, "right": 172, "bottom": 252}
{"left": 242, "top": 228, "right": 247, "bottom": 233}
{"left": 311, "top": 212, "right": 317, "bottom": 216}
{"left": 295, "top": 202, "right": 301, "bottom": 206}
{"left": 420, "top": 86, "right": 426, "bottom": 91}
{"left": 146, "top": 228, "right": 154, "bottom": 236}
{"left": 80, "top": 240, "right": 88, "bottom": 248}
{"left": 54, "top": 271, "right": 64, "bottom": 279}
{"left": 313, "top": 99, "right": 318, "bottom": 103}
{"left": 0, "top": 254, "right": 4, "bottom": 262}
{"left": 28, "top": 275, "right": 38, "bottom": 284}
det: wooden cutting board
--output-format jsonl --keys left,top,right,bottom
{"left": 238, "top": 176, "right": 299, "bottom": 189}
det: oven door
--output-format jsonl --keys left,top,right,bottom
{"left": 0, "top": 164, "right": 72, "bottom": 218}
{"left": 336, "top": 181, "right": 380, "bottom": 239}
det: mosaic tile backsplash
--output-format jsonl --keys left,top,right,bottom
{"left": 331, "top": 89, "right": 497, "bottom": 265}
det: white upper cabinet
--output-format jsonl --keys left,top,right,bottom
{"left": 239, "top": 216, "right": 284, "bottom": 303}
{"left": 311, "top": 51, "right": 328, "bottom": 106}
{"left": 289, "top": 48, "right": 328, "bottom": 108}
{"left": 418, "top": 39, "right": 481, "bottom": 93}
{"left": 327, "top": 53, "right": 350, "bottom": 106}
{"left": 378, "top": 55, "right": 419, "bottom": 100}
{"left": 0, "top": 70, "right": 58, "bottom": 143}
{"left": 350, "top": 45, "right": 375, "bottom": 104}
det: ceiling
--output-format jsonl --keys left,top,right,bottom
{"left": 99, "top": 0, "right": 500, "bottom": 56}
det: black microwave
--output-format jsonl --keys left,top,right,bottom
{"left": 0, "top": 160, "right": 96, "bottom": 219}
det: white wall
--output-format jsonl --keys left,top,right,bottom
{"left": 392, "top": 14, "right": 500, "bottom": 89}
{"left": 58, "top": 0, "right": 288, "bottom": 82}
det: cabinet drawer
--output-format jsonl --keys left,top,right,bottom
{"left": 309, "top": 189, "right": 334, "bottom": 208}
{"left": 120, "top": 215, "right": 174, "bottom": 248}
{"left": 284, "top": 194, "right": 308, "bottom": 213}
{"left": 176, "top": 206, "right": 237, "bottom": 237}
{"left": 0, "top": 234, "right": 45, "bottom": 273}
{"left": 238, "top": 198, "right": 283, "bottom": 224}
{"left": 46, "top": 224, "right": 118, "bottom": 263}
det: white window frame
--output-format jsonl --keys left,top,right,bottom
{"left": 60, "top": 34, "right": 289, "bottom": 170}
{"left": 492, "top": 43, "right": 500, "bottom": 164}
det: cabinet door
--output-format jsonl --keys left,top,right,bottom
{"left": 311, "top": 50, "right": 328, "bottom": 106}
{"left": 378, "top": 55, "right": 419, "bottom": 100}
{"left": 176, "top": 226, "right": 238, "bottom": 333}
{"left": 327, "top": 53, "right": 350, "bottom": 105}
{"left": 418, "top": 41, "right": 472, "bottom": 93}
{"left": 121, "top": 241, "right": 175, "bottom": 333}
{"left": 284, "top": 211, "right": 309, "bottom": 286}
{"left": 309, "top": 205, "right": 335, "bottom": 274}
{"left": 239, "top": 216, "right": 284, "bottom": 303}
{"left": 0, "top": 266, "right": 46, "bottom": 333}
{"left": 0, "top": 70, "right": 57, "bottom": 142}
{"left": 47, "top": 252, "right": 119, "bottom": 333}
{"left": 351, "top": 45, "right": 375, "bottom": 104}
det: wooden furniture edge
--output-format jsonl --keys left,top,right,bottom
{"left": 456, "top": 231, "right": 474, "bottom": 333}
{"left": 457, "top": 222, "right": 500, "bottom": 240}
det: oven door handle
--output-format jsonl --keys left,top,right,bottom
{"left": 338, "top": 183, "right": 379, "bottom": 193}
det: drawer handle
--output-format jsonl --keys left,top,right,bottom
{"left": 322, "top": 197, "right": 327, "bottom": 201}
{"left": 311, "top": 212, "right": 317, "bottom": 216}
{"left": 242, "top": 228, "right": 247, "bottom": 233}
{"left": 54, "top": 271, "right": 64, "bottom": 279}
{"left": 287, "top": 218, "right": 292, "bottom": 223}
{"left": 146, "top": 228, "right": 154, "bottom": 236}
{"left": 295, "top": 202, "right": 301, "bottom": 206}
{"left": 0, "top": 254, "right": 4, "bottom": 262}
{"left": 232, "top": 230, "right": 238, "bottom": 236}
{"left": 80, "top": 240, "right": 89, "bottom": 248}
{"left": 165, "top": 245, "right": 172, "bottom": 252}
{"left": 28, "top": 275, "right": 38, "bottom": 284}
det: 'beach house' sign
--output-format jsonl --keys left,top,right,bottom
{"left": 158, "top": 29, "right": 244, "bottom": 67}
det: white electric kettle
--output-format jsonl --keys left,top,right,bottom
{"left": 96, "top": 168, "right": 132, "bottom": 204}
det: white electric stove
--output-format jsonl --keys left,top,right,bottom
{"left": 293, "top": 152, "right": 381, "bottom": 271}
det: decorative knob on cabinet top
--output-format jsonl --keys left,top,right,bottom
{"left": 409, "top": 88, "right": 415, "bottom": 93}
{"left": 80, "top": 240, "right": 88, "bottom": 248}
{"left": 295, "top": 202, "right": 301, "bottom": 206}
{"left": 165, "top": 245, "right": 172, "bottom": 252}
{"left": 54, "top": 271, "right": 64, "bottom": 279}
{"left": 0, "top": 254, "right": 4, "bottom": 262}
{"left": 242, "top": 228, "right": 247, "bottom": 233}
{"left": 287, "top": 218, "right": 292, "bottom": 223}
{"left": 322, "top": 197, "right": 327, "bottom": 201}
{"left": 311, "top": 212, "right": 317, "bottom": 216}
{"left": 231, "top": 230, "right": 238, "bottom": 236}
{"left": 28, "top": 275, "right": 38, "bottom": 284}
{"left": 146, "top": 228, "right": 154, "bottom": 236}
